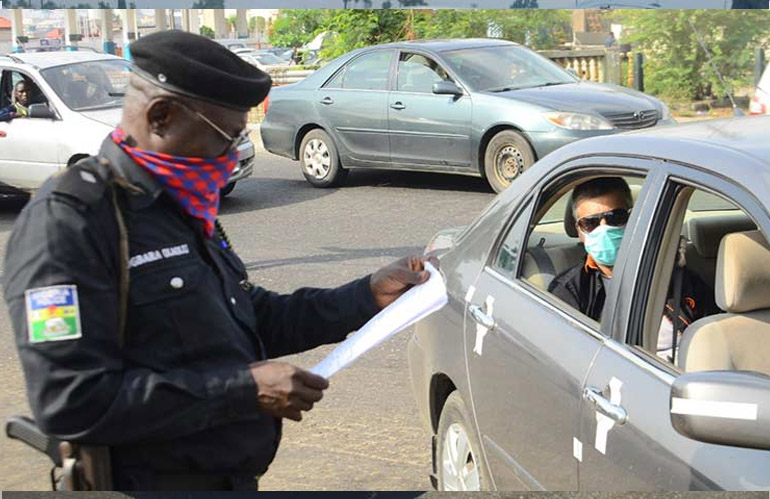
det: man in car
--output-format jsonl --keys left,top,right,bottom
{"left": 4, "top": 30, "right": 435, "bottom": 490}
{"left": 0, "top": 80, "right": 31, "bottom": 122}
{"left": 548, "top": 177, "right": 717, "bottom": 359}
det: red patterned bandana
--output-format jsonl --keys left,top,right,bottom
{"left": 111, "top": 127, "right": 237, "bottom": 237}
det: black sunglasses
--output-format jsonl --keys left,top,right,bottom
{"left": 576, "top": 208, "right": 630, "bottom": 234}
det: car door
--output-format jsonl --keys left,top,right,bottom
{"left": 0, "top": 69, "right": 63, "bottom": 190}
{"left": 578, "top": 163, "right": 770, "bottom": 490}
{"left": 463, "top": 162, "right": 651, "bottom": 490}
{"left": 388, "top": 51, "right": 472, "bottom": 170}
{"left": 314, "top": 49, "right": 394, "bottom": 167}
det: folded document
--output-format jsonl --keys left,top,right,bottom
{"left": 310, "top": 263, "right": 447, "bottom": 378}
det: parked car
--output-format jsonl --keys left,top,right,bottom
{"left": 750, "top": 62, "right": 769, "bottom": 115}
{"left": 0, "top": 52, "right": 254, "bottom": 196}
{"left": 261, "top": 39, "right": 674, "bottom": 193}
{"left": 408, "top": 115, "right": 770, "bottom": 491}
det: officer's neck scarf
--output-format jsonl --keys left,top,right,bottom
{"left": 111, "top": 127, "right": 237, "bottom": 238}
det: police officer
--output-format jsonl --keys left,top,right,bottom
{"left": 4, "top": 31, "right": 435, "bottom": 491}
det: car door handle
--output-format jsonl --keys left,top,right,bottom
{"left": 390, "top": 102, "right": 406, "bottom": 110}
{"left": 320, "top": 97, "right": 334, "bottom": 105}
{"left": 469, "top": 304, "right": 495, "bottom": 330}
{"left": 583, "top": 387, "right": 628, "bottom": 425}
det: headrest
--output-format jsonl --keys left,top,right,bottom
{"left": 685, "top": 213, "right": 756, "bottom": 258}
{"left": 564, "top": 183, "right": 640, "bottom": 238}
{"left": 716, "top": 230, "right": 770, "bottom": 313}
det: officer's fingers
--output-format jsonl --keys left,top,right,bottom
{"left": 295, "top": 369, "right": 329, "bottom": 390}
{"left": 289, "top": 395, "right": 314, "bottom": 412}
{"left": 283, "top": 408, "right": 303, "bottom": 422}
{"left": 294, "top": 384, "right": 324, "bottom": 404}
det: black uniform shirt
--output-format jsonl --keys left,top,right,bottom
{"left": 4, "top": 137, "right": 380, "bottom": 483}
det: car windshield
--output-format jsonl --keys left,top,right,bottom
{"left": 40, "top": 59, "right": 131, "bottom": 111}
{"left": 442, "top": 45, "right": 577, "bottom": 93}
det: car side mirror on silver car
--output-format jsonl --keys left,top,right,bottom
{"left": 27, "top": 103, "right": 56, "bottom": 120}
{"left": 433, "top": 81, "right": 463, "bottom": 97}
{"left": 670, "top": 370, "right": 770, "bottom": 451}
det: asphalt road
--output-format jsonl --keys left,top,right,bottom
{"left": 0, "top": 150, "right": 495, "bottom": 491}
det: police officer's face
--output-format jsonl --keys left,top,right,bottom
{"left": 146, "top": 96, "right": 247, "bottom": 158}
{"left": 14, "top": 83, "right": 30, "bottom": 107}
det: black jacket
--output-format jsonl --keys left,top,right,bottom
{"left": 548, "top": 256, "right": 718, "bottom": 335}
{"left": 3, "top": 138, "right": 380, "bottom": 488}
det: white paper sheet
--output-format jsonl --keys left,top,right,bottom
{"left": 310, "top": 262, "right": 447, "bottom": 379}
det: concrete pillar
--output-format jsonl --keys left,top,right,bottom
{"left": 102, "top": 9, "right": 115, "bottom": 54}
{"left": 189, "top": 9, "right": 201, "bottom": 35}
{"left": 214, "top": 9, "right": 227, "bottom": 39}
{"left": 236, "top": 9, "right": 248, "bottom": 39}
{"left": 64, "top": 10, "right": 80, "bottom": 51}
{"left": 181, "top": 9, "right": 191, "bottom": 32}
{"left": 154, "top": 9, "right": 167, "bottom": 32}
{"left": 122, "top": 9, "right": 137, "bottom": 60}
{"left": 10, "top": 9, "right": 24, "bottom": 53}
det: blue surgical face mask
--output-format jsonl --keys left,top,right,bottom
{"left": 582, "top": 224, "right": 626, "bottom": 266}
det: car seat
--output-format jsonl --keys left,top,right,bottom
{"left": 678, "top": 230, "right": 770, "bottom": 375}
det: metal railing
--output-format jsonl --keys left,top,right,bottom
{"left": 265, "top": 49, "right": 622, "bottom": 87}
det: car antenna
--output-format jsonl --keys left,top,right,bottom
{"left": 687, "top": 18, "right": 744, "bottom": 117}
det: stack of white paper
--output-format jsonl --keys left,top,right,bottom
{"left": 310, "top": 263, "right": 447, "bottom": 379}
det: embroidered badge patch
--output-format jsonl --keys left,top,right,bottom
{"left": 25, "top": 285, "right": 82, "bottom": 343}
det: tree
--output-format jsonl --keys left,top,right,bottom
{"left": 510, "top": 0, "right": 538, "bottom": 7}
{"left": 612, "top": 9, "right": 770, "bottom": 100}
{"left": 249, "top": 16, "right": 267, "bottom": 37}
{"left": 226, "top": 14, "right": 237, "bottom": 36}
{"left": 269, "top": 10, "right": 327, "bottom": 48}
{"left": 192, "top": 0, "right": 224, "bottom": 8}
{"left": 200, "top": 25, "right": 215, "bottom": 39}
{"left": 320, "top": 9, "right": 409, "bottom": 59}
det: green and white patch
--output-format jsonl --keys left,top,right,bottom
{"left": 25, "top": 285, "right": 82, "bottom": 343}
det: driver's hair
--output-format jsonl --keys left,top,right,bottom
{"left": 571, "top": 177, "right": 633, "bottom": 218}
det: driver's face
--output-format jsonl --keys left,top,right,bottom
{"left": 14, "top": 83, "right": 30, "bottom": 106}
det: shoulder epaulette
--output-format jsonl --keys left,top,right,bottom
{"left": 51, "top": 157, "right": 111, "bottom": 206}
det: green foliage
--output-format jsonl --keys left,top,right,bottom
{"left": 250, "top": 16, "right": 268, "bottom": 34}
{"left": 269, "top": 10, "right": 327, "bottom": 48}
{"left": 320, "top": 9, "right": 411, "bottom": 60}
{"left": 612, "top": 9, "right": 770, "bottom": 100}
{"left": 199, "top": 26, "right": 215, "bottom": 39}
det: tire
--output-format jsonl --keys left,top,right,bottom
{"left": 220, "top": 182, "right": 236, "bottom": 197}
{"left": 483, "top": 130, "right": 535, "bottom": 194}
{"left": 299, "top": 129, "right": 347, "bottom": 188}
{"left": 436, "top": 391, "right": 489, "bottom": 491}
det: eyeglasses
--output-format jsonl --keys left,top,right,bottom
{"left": 171, "top": 99, "right": 248, "bottom": 155}
{"left": 576, "top": 208, "right": 630, "bottom": 234}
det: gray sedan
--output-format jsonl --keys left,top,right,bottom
{"left": 408, "top": 115, "right": 770, "bottom": 490}
{"left": 261, "top": 39, "right": 674, "bottom": 193}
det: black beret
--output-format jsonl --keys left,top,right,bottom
{"left": 129, "top": 30, "right": 272, "bottom": 112}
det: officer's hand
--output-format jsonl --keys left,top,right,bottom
{"left": 249, "top": 361, "right": 329, "bottom": 422}
{"left": 370, "top": 255, "right": 440, "bottom": 309}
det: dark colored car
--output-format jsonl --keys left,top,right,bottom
{"left": 261, "top": 39, "right": 675, "bottom": 193}
{"left": 408, "top": 115, "right": 770, "bottom": 490}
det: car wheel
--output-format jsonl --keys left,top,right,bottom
{"left": 483, "top": 130, "right": 535, "bottom": 193}
{"left": 437, "top": 391, "right": 487, "bottom": 491}
{"left": 220, "top": 182, "right": 236, "bottom": 197}
{"left": 299, "top": 129, "right": 347, "bottom": 188}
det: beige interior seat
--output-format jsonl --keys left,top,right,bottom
{"left": 678, "top": 230, "right": 770, "bottom": 375}
{"left": 683, "top": 213, "right": 756, "bottom": 291}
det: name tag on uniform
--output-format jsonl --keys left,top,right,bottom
{"left": 129, "top": 244, "right": 190, "bottom": 269}
{"left": 25, "top": 285, "right": 83, "bottom": 343}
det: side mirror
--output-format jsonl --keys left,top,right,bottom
{"left": 27, "top": 103, "right": 56, "bottom": 120}
{"left": 670, "top": 370, "right": 770, "bottom": 451}
{"left": 432, "top": 81, "right": 463, "bottom": 97}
